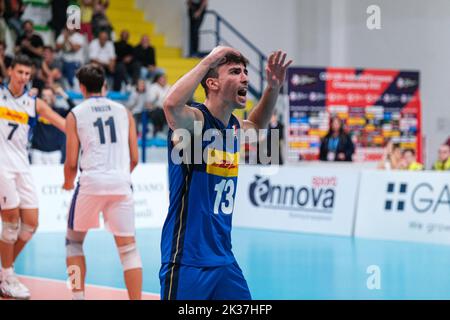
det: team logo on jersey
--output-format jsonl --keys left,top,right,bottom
{"left": 0, "top": 106, "right": 29, "bottom": 124}
{"left": 206, "top": 148, "right": 239, "bottom": 177}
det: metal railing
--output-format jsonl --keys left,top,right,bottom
{"left": 199, "top": 10, "right": 267, "bottom": 99}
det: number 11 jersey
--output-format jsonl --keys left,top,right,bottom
{"left": 71, "top": 96, "right": 131, "bottom": 195}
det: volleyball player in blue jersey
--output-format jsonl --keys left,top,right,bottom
{"left": 160, "top": 46, "right": 291, "bottom": 300}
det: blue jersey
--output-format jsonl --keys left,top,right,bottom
{"left": 161, "top": 103, "right": 240, "bottom": 267}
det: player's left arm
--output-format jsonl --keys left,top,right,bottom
{"left": 243, "top": 51, "right": 292, "bottom": 131}
{"left": 127, "top": 109, "right": 139, "bottom": 173}
{"left": 63, "top": 112, "right": 79, "bottom": 191}
{"left": 36, "top": 98, "right": 66, "bottom": 133}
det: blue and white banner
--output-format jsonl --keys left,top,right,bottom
{"left": 31, "top": 164, "right": 169, "bottom": 232}
{"left": 233, "top": 165, "right": 359, "bottom": 236}
{"left": 355, "top": 170, "right": 450, "bottom": 244}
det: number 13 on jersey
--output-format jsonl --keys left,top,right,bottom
{"left": 213, "top": 179, "right": 235, "bottom": 215}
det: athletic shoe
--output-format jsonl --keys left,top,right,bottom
{"left": 0, "top": 275, "right": 30, "bottom": 300}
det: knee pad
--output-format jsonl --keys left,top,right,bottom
{"left": 66, "top": 229, "right": 86, "bottom": 258}
{"left": 118, "top": 243, "right": 142, "bottom": 271}
{"left": 1, "top": 222, "right": 20, "bottom": 244}
{"left": 19, "top": 223, "right": 37, "bottom": 242}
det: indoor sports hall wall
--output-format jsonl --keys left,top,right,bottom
{"left": 135, "top": 0, "right": 450, "bottom": 166}
{"left": 31, "top": 164, "right": 450, "bottom": 246}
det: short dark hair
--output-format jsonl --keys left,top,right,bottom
{"left": 10, "top": 54, "right": 33, "bottom": 68}
{"left": 200, "top": 52, "right": 249, "bottom": 97}
{"left": 43, "top": 45, "right": 54, "bottom": 52}
{"left": 22, "top": 20, "right": 33, "bottom": 28}
{"left": 76, "top": 63, "right": 105, "bottom": 93}
{"left": 403, "top": 148, "right": 416, "bottom": 156}
{"left": 392, "top": 143, "right": 402, "bottom": 151}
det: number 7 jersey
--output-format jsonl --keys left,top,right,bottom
{"left": 161, "top": 103, "right": 241, "bottom": 267}
{"left": 0, "top": 86, "right": 37, "bottom": 173}
{"left": 71, "top": 97, "right": 131, "bottom": 195}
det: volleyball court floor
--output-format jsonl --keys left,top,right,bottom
{"left": 4, "top": 225, "right": 450, "bottom": 300}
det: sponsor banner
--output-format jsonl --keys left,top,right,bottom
{"left": 233, "top": 165, "right": 359, "bottom": 236}
{"left": 31, "top": 164, "right": 169, "bottom": 232}
{"left": 355, "top": 170, "right": 450, "bottom": 245}
{"left": 287, "top": 67, "right": 422, "bottom": 163}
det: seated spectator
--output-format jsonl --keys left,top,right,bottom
{"left": 126, "top": 78, "right": 148, "bottom": 136}
{"left": 432, "top": 144, "right": 450, "bottom": 171}
{"left": 0, "top": 40, "right": 12, "bottom": 83}
{"left": 39, "top": 46, "right": 63, "bottom": 87}
{"left": 319, "top": 116, "right": 354, "bottom": 161}
{"left": 26, "top": 61, "right": 45, "bottom": 97}
{"left": 4, "top": 0, "right": 25, "bottom": 38}
{"left": 91, "top": 0, "right": 112, "bottom": 39}
{"left": 377, "top": 141, "right": 403, "bottom": 170}
{"left": 134, "top": 34, "right": 159, "bottom": 81}
{"left": 147, "top": 72, "right": 170, "bottom": 137}
{"left": 56, "top": 26, "right": 85, "bottom": 88}
{"left": 401, "top": 148, "right": 424, "bottom": 171}
{"left": 115, "top": 29, "right": 140, "bottom": 86}
{"left": 31, "top": 85, "right": 74, "bottom": 164}
{"left": 89, "top": 30, "right": 126, "bottom": 91}
{"left": 15, "top": 20, "right": 44, "bottom": 65}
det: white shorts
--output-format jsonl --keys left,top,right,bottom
{"left": 31, "top": 149, "right": 62, "bottom": 165}
{"left": 67, "top": 187, "right": 135, "bottom": 237}
{"left": 0, "top": 170, "right": 39, "bottom": 210}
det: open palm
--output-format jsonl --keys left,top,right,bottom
{"left": 266, "top": 50, "right": 293, "bottom": 88}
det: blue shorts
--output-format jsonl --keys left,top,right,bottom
{"left": 160, "top": 261, "right": 252, "bottom": 300}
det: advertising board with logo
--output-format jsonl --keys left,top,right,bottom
{"left": 287, "top": 67, "right": 422, "bottom": 163}
{"left": 355, "top": 170, "right": 450, "bottom": 245}
{"left": 31, "top": 164, "right": 169, "bottom": 232}
{"left": 233, "top": 165, "right": 359, "bottom": 236}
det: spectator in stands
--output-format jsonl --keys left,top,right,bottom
{"left": 115, "top": 29, "right": 140, "bottom": 86}
{"left": 319, "top": 116, "right": 354, "bottom": 162}
{"left": 258, "top": 112, "right": 285, "bottom": 165}
{"left": 432, "top": 144, "right": 450, "bottom": 171}
{"left": 39, "top": 46, "right": 63, "bottom": 87}
{"left": 134, "top": 34, "right": 158, "bottom": 81}
{"left": 26, "top": 61, "right": 45, "bottom": 97}
{"left": 4, "top": 0, "right": 25, "bottom": 38}
{"left": 49, "top": 0, "right": 69, "bottom": 39}
{"left": 79, "top": 0, "right": 95, "bottom": 41}
{"left": 56, "top": 26, "right": 86, "bottom": 88}
{"left": 127, "top": 78, "right": 148, "bottom": 136}
{"left": 401, "top": 148, "right": 424, "bottom": 171}
{"left": 147, "top": 72, "right": 170, "bottom": 137}
{"left": 89, "top": 30, "right": 126, "bottom": 91}
{"left": 31, "top": 86, "right": 75, "bottom": 164}
{"left": 0, "top": 0, "right": 7, "bottom": 42}
{"left": 0, "top": 40, "right": 12, "bottom": 83}
{"left": 15, "top": 19, "right": 44, "bottom": 65}
{"left": 187, "top": 0, "right": 207, "bottom": 57}
{"left": 377, "top": 141, "right": 403, "bottom": 170}
{"left": 91, "top": 0, "right": 112, "bottom": 39}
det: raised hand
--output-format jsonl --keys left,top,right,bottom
{"left": 266, "top": 50, "right": 292, "bottom": 89}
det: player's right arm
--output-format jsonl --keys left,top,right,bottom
{"left": 163, "top": 46, "right": 239, "bottom": 132}
{"left": 63, "top": 112, "right": 79, "bottom": 191}
{"left": 127, "top": 109, "right": 139, "bottom": 173}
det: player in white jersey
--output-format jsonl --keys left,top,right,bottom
{"left": 63, "top": 64, "right": 142, "bottom": 300}
{"left": 0, "top": 55, "right": 66, "bottom": 299}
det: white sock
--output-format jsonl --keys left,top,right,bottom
{"left": 2, "top": 267, "right": 14, "bottom": 281}
{"left": 72, "top": 291, "right": 85, "bottom": 300}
